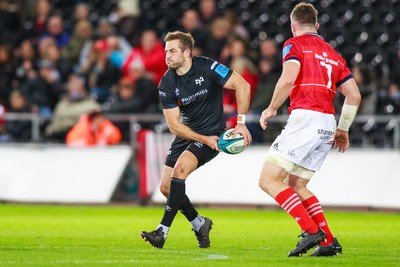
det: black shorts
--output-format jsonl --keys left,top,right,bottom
{"left": 165, "top": 136, "right": 219, "bottom": 168}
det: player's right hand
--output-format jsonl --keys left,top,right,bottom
{"left": 259, "top": 108, "right": 277, "bottom": 130}
{"left": 204, "top": 135, "right": 220, "bottom": 151}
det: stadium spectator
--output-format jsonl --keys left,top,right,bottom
{"left": 79, "top": 34, "right": 123, "bottom": 103}
{"left": 22, "top": 0, "right": 53, "bottom": 39}
{"left": 121, "top": 30, "right": 167, "bottom": 85}
{"left": 111, "top": 0, "right": 141, "bottom": 45}
{"left": 221, "top": 37, "right": 258, "bottom": 128}
{"left": 61, "top": 19, "right": 93, "bottom": 68}
{"left": 0, "top": 43, "right": 17, "bottom": 107}
{"left": 39, "top": 13, "right": 71, "bottom": 48}
{"left": 5, "top": 90, "right": 32, "bottom": 142}
{"left": 258, "top": 3, "right": 361, "bottom": 257}
{"left": 14, "top": 39, "right": 37, "bottom": 84}
{"left": 202, "top": 17, "right": 230, "bottom": 61}
{"left": 352, "top": 66, "right": 378, "bottom": 115}
{"left": 66, "top": 110, "right": 121, "bottom": 147}
{"left": 199, "top": 0, "right": 218, "bottom": 28}
{"left": 0, "top": 0, "right": 21, "bottom": 45}
{"left": 72, "top": 2, "right": 91, "bottom": 24}
{"left": 43, "top": 43, "right": 72, "bottom": 83}
{"left": 259, "top": 39, "right": 281, "bottom": 74}
{"left": 18, "top": 59, "right": 63, "bottom": 115}
{"left": 78, "top": 16, "right": 132, "bottom": 73}
{"left": 248, "top": 57, "right": 281, "bottom": 143}
{"left": 178, "top": 9, "right": 207, "bottom": 56}
{"left": 45, "top": 74, "right": 100, "bottom": 142}
{"left": 223, "top": 9, "right": 249, "bottom": 40}
{"left": 0, "top": 103, "right": 12, "bottom": 142}
{"left": 377, "top": 83, "right": 400, "bottom": 115}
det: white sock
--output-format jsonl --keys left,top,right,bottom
{"left": 190, "top": 215, "right": 205, "bottom": 232}
{"left": 157, "top": 224, "right": 169, "bottom": 239}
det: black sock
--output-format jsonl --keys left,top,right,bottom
{"left": 160, "top": 178, "right": 186, "bottom": 227}
{"left": 180, "top": 194, "right": 198, "bottom": 222}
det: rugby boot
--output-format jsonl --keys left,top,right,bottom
{"left": 288, "top": 228, "right": 326, "bottom": 257}
{"left": 310, "top": 238, "right": 342, "bottom": 256}
{"left": 193, "top": 217, "right": 213, "bottom": 248}
{"left": 140, "top": 227, "right": 165, "bottom": 248}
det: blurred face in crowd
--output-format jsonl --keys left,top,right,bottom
{"left": 119, "top": 81, "right": 135, "bottom": 100}
{"left": 0, "top": 45, "right": 11, "bottom": 63}
{"left": 74, "top": 20, "right": 92, "bottom": 39}
{"left": 200, "top": 0, "right": 216, "bottom": 19}
{"left": 141, "top": 31, "right": 158, "bottom": 53}
{"left": 107, "top": 35, "right": 119, "bottom": 51}
{"left": 182, "top": 10, "right": 199, "bottom": 31}
{"left": 67, "top": 76, "right": 86, "bottom": 101}
{"left": 10, "top": 91, "right": 26, "bottom": 110}
{"left": 230, "top": 39, "right": 246, "bottom": 58}
{"left": 35, "top": 0, "right": 51, "bottom": 17}
{"left": 74, "top": 3, "right": 90, "bottom": 21}
{"left": 97, "top": 19, "right": 112, "bottom": 38}
{"left": 260, "top": 40, "right": 277, "bottom": 58}
{"left": 47, "top": 15, "right": 64, "bottom": 36}
{"left": 211, "top": 18, "right": 229, "bottom": 39}
{"left": 46, "top": 44, "right": 60, "bottom": 62}
{"left": 19, "top": 40, "right": 36, "bottom": 60}
{"left": 38, "top": 36, "right": 56, "bottom": 57}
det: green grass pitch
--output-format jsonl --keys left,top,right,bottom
{"left": 1, "top": 204, "right": 399, "bottom": 266}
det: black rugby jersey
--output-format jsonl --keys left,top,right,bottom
{"left": 158, "top": 56, "right": 233, "bottom": 135}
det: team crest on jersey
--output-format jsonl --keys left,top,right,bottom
{"left": 282, "top": 44, "right": 292, "bottom": 58}
{"left": 215, "top": 64, "right": 229, "bottom": 78}
{"left": 195, "top": 76, "right": 204, "bottom": 85}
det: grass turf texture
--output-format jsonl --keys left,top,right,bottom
{"left": 0, "top": 205, "right": 399, "bottom": 266}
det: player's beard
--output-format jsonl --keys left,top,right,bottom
{"left": 166, "top": 58, "right": 184, "bottom": 70}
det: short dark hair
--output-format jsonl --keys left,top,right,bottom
{"left": 290, "top": 2, "right": 318, "bottom": 26}
{"left": 164, "top": 31, "right": 195, "bottom": 54}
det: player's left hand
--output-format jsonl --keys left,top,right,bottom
{"left": 334, "top": 129, "right": 349, "bottom": 153}
{"left": 234, "top": 123, "right": 252, "bottom": 147}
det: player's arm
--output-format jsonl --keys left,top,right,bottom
{"left": 334, "top": 78, "right": 362, "bottom": 152}
{"left": 163, "top": 107, "right": 220, "bottom": 151}
{"left": 259, "top": 60, "right": 300, "bottom": 130}
{"left": 223, "top": 71, "right": 252, "bottom": 146}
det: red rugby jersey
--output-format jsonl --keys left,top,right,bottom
{"left": 282, "top": 33, "right": 352, "bottom": 114}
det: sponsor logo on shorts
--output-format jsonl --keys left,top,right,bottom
{"left": 288, "top": 150, "right": 295, "bottom": 157}
{"left": 194, "top": 142, "right": 203, "bottom": 148}
{"left": 273, "top": 143, "right": 279, "bottom": 150}
{"left": 318, "top": 129, "right": 334, "bottom": 141}
{"left": 159, "top": 91, "right": 166, "bottom": 97}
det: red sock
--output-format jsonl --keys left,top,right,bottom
{"left": 302, "top": 195, "right": 333, "bottom": 245}
{"left": 275, "top": 188, "right": 319, "bottom": 234}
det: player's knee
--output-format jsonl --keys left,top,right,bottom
{"left": 289, "top": 182, "right": 305, "bottom": 194}
{"left": 171, "top": 162, "right": 191, "bottom": 178}
{"left": 159, "top": 184, "right": 170, "bottom": 197}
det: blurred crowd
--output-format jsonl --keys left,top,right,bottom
{"left": 0, "top": 0, "right": 399, "bottom": 145}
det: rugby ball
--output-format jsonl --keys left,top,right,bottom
{"left": 218, "top": 128, "right": 246, "bottom": 154}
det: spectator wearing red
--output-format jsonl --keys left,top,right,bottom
{"left": 122, "top": 30, "right": 167, "bottom": 85}
{"left": 66, "top": 111, "right": 122, "bottom": 147}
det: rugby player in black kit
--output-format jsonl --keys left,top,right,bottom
{"left": 140, "top": 31, "right": 252, "bottom": 249}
